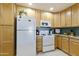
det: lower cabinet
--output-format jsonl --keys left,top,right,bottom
{"left": 0, "top": 26, "right": 14, "bottom": 56}
{"left": 62, "top": 37, "right": 69, "bottom": 53}
{"left": 0, "top": 42, "right": 14, "bottom": 56}
{"left": 55, "top": 36, "right": 58, "bottom": 49}
{"left": 36, "top": 36, "right": 43, "bottom": 53}
{"left": 55, "top": 35, "right": 62, "bottom": 49}
{"left": 70, "top": 38, "right": 79, "bottom": 56}
{"left": 55, "top": 35, "right": 79, "bottom": 56}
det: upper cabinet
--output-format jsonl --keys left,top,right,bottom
{"left": 60, "top": 11, "right": 66, "bottom": 27}
{"left": 0, "top": 4, "right": 16, "bottom": 25}
{"left": 77, "top": 4, "right": 79, "bottom": 26}
{"left": 59, "top": 4, "right": 79, "bottom": 28}
{"left": 0, "top": 4, "right": 2, "bottom": 25}
{"left": 72, "top": 4, "right": 78, "bottom": 27}
{"left": 35, "top": 10, "right": 41, "bottom": 27}
{"left": 16, "top": 5, "right": 35, "bottom": 17}
{"left": 41, "top": 12, "right": 54, "bottom": 27}
{"left": 65, "top": 8, "right": 72, "bottom": 27}
{"left": 53, "top": 4, "right": 79, "bottom": 28}
{"left": 16, "top": 4, "right": 79, "bottom": 28}
{"left": 53, "top": 13, "right": 61, "bottom": 27}
{"left": 16, "top": 5, "right": 54, "bottom": 27}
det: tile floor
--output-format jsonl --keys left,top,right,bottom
{"left": 37, "top": 49, "right": 68, "bottom": 56}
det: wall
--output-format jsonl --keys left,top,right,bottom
{"left": 60, "top": 28, "right": 79, "bottom": 36}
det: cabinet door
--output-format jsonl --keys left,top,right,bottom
{"left": 72, "top": 4, "right": 78, "bottom": 26}
{"left": 65, "top": 8, "right": 72, "bottom": 27}
{"left": 35, "top": 10, "right": 41, "bottom": 27}
{"left": 41, "top": 12, "right": 53, "bottom": 27}
{"left": 55, "top": 36, "right": 58, "bottom": 49}
{"left": 62, "top": 37, "right": 69, "bottom": 53}
{"left": 0, "top": 4, "right": 2, "bottom": 24}
{"left": 60, "top": 11, "right": 66, "bottom": 27}
{"left": 56, "top": 36, "right": 62, "bottom": 49}
{"left": 0, "top": 26, "right": 14, "bottom": 56}
{"left": 36, "top": 36, "right": 42, "bottom": 53}
{"left": 0, "top": 4, "right": 15, "bottom": 25}
{"left": 78, "top": 4, "right": 79, "bottom": 26}
{"left": 70, "top": 39, "right": 79, "bottom": 56}
{"left": 53, "top": 13, "right": 61, "bottom": 27}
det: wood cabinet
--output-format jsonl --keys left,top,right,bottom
{"left": 60, "top": 11, "right": 66, "bottom": 27}
{"left": 60, "top": 4, "right": 79, "bottom": 27}
{"left": 55, "top": 36, "right": 58, "bottom": 49}
{"left": 0, "top": 3, "right": 15, "bottom": 56}
{"left": 0, "top": 4, "right": 2, "bottom": 24}
{"left": 70, "top": 38, "right": 79, "bottom": 56}
{"left": 77, "top": 4, "right": 79, "bottom": 26}
{"left": 16, "top": 4, "right": 79, "bottom": 28}
{"left": 65, "top": 8, "right": 72, "bottom": 27}
{"left": 55, "top": 35, "right": 79, "bottom": 56}
{"left": 55, "top": 35, "right": 62, "bottom": 49}
{"left": 35, "top": 10, "right": 41, "bottom": 27}
{"left": 0, "top": 26, "right": 14, "bottom": 56}
{"left": 53, "top": 13, "right": 61, "bottom": 27}
{"left": 0, "top": 4, "right": 15, "bottom": 25}
{"left": 71, "top": 4, "right": 78, "bottom": 26}
{"left": 62, "top": 37, "right": 69, "bottom": 53}
{"left": 41, "top": 12, "right": 54, "bottom": 27}
{"left": 36, "top": 36, "right": 42, "bottom": 53}
{"left": 16, "top": 5, "right": 54, "bottom": 27}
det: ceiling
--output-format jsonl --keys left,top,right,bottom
{"left": 16, "top": 3, "right": 75, "bottom": 12}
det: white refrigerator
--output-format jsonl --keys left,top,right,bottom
{"left": 16, "top": 16, "right": 36, "bottom": 56}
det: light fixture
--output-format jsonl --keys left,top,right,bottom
{"left": 50, "top": 8, "right": 54, "bottom": 11}
{"left": 67, "top": 11, "right": 71, "bottom": 15}
{"left": 28, "top": 3, "right": 32, "bottom": 5}
{"left": 44, "top": 12, "right": 50, "bottom": 15}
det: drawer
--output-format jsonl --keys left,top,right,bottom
{"left": 36, "top": 45, "right": 42, "bottom": 48}
{"left": 37, "top": 42, "right": 42, "bottom": 45}
{"left": 36, "top": 41, "right": 42, "bottom": 43}
{"left": 43, "top": 46, "right": 55, "bottom": 52}
{"left": 36, "top": 47, "right": 41, "bottom": 49}
{"left": 70, "top": 38, "right": 79, "bottom": 43}
{"left": 36, "top": 44, "right": 42, "bottom": 46}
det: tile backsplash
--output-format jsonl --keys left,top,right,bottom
{"left": 36, "top": 27, "right": 55, "bottom": 35}
{"left": 37, "top": 27, "right": 79, "bottom": 36}
{"left": 60, "top": 27, "right": 79, "bottom": 36}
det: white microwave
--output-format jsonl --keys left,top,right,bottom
{"left": 40, "top": 20, "right": 51, "bottom": 27}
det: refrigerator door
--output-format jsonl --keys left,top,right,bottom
{"left": 16, "top": 16, "right": 36, "bottom": 56}
{"left": 17, "top": 16, "right": 36, "bottom": 30}
{"left": 17, "top": 30, "right": 36, "bottom": 56}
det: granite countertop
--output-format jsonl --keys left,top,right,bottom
{"left": 55, "top": 34, "right": 79, "bottom": 39}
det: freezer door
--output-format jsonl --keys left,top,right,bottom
{"left": 17, "top": 16, "right": 36, "bottom": 30}
{"left": 17, "top": 31, "right": 36, "bottom": 56}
